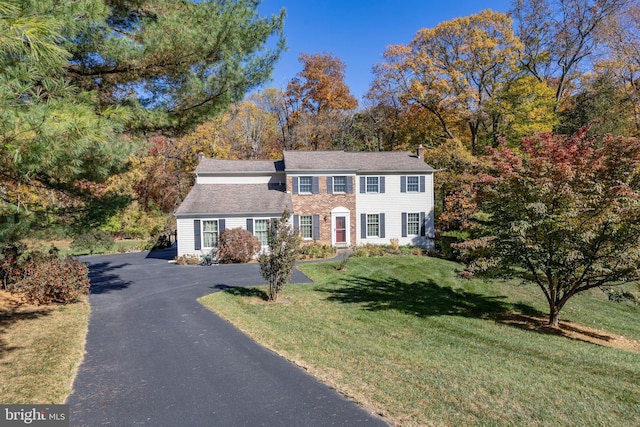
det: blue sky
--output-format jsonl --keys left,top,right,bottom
{"left": 257, "top": 0, "right": 514, "bottom": 101}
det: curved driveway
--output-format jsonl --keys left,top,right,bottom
{"left": 68, "top": 249, "right": 387, "bottom": 426}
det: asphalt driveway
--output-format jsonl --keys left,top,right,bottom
{"left": 67, "top": 249, "right": 387, "bottom": 426}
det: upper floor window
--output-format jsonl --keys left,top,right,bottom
{"left": 333, "top": 176, "right": 347, "bottom": 193}
{"left": 366, "top": 176, "right": 379, "bottom": 193}
{"left": 299, "top": 176, "right": 313, "bottom": 194}
{"left": 407, "top": 176, "right": 420, "bottom": 192}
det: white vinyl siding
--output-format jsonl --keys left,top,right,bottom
{"left": 356, "top": 173, "right": 435, "bottom": 248}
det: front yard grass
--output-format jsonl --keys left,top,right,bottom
{"left": 0, "top": 291, "right": 90, "bottom": 403}
{"left": 199, "top": 255, "right": 640, "bottom": 427}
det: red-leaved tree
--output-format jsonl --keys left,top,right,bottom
{"left": 461, "top": 127, "right": 640, "bottom": 327}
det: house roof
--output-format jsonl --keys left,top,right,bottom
{"left": 195, "top": 159, "right": 284, "bottom": 174}
{"left": 282, "top": 150, "right": 435, "bottom": 173}
{"left": 175, "top": 184, "right": 292, "bottom": 216}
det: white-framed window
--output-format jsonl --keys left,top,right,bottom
{"left": 299, "top": 215, "right": 313, "bottom": 239}
{"left": 366, "top": 214, "right": 380, "bottom": 237}
{"left": 407, "top": 176, "right": 420, "bottom": 192}
{"left": 407, "top": 213, "right": 420, "bottom": 235}
{"left": 254, "top": 219, "right": 269, "bottom": 246}
{"left": 366, "top": 176, "right": 379, "bottom": 193}
{"left": 299, "top": 176, "right": 312, "bottom": 194}
{"left": 333, "top": 176, "right": 347, "bottom": 193}
{"left": 202, "top": 220, "right": 219, "bottom": 248}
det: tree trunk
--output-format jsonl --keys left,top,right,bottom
{"left": 548, "top": 304, "right": 560, "bottom": 327}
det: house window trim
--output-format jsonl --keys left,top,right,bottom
{"left": 201, "top": 219, "right": 219, "bottom": 249}
{"left": 366, "top": 214, "right": 380, "bottom": 238}
{"left": 333, "top": 176, "right": 347, "bottom": 194}
{"left": 366, "top": 176, "right": 379, "bottom": 193}
{"left": 299, "top": 215, "right": 313, "bottom": 240}
{"left": 407, "top": 176, "right": 420, "bottom": 193}
{"left": 407, "top": 212, "right": 420, "bottom": 235}
{"left": 298, "top": 176, "right": 313, "bottom": 194}
{"left": 254, "top": 218, "right": 270, "bottom": 247}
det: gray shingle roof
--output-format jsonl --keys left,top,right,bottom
{"left": 283, "top": 150, "right": 435, "bottom": 172}
{"left": 175, "top": 184, "right": 292, "bottom": 216}
{"left": 196, "top": 159, "right": 284, "bottom": 174}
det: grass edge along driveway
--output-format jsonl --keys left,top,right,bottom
{"left": 0, "top": 292, "right": 90, "bottom": 404}
{"left": 199, "top": 255, "right": 640, "bottom": 427}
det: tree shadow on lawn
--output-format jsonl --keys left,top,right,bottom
{"left": 0, "top": 306, "right": 52, "bottom": 361}
{"left": 318, "top": 275, "right": 640, "bottom": 349}
{"left": 212, "top": 284, "right": 268, "bottom": 300}
{"left": 319, "top": 275, "right": 539, "bottom": 320}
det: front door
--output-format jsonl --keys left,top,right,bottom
{"left": 335, "top": 216, "right": 346, "bottom": 243}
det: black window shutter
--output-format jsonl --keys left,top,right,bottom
{"left": 292, "top": 177, "right": 299, "bottom": 194}
{"left": 361, "top": 213, "right": 367, "bottom": 238}
{"left": 312, "top": 176, "right": 319, "bottom": 194}
{"left": 219, "top": 219, "right": 225, "bottom": 232}
{"left": 401, "top": 176, "right": 407, "bottom": 193}
{"left": 380, "top": 213, "right": 386, "bottom": 238}
{"left": 293, "top": 214, "right": 299, "bottom": 230}
{"left": 420, "top": 212, "right": 426, "bottom": 236}
{"left": 380, "top": 176, "right": 385, "bottom": 193}
{"left": 327, "top": 176, "right": 333, "bottom": 194}
{"left": 194, "top": 220, "right": 201, "bottom": 250}
{"left": 360, "top": 176, "right": 366, "bottom": 193}
{"left": 346, "top": 176, "right": 353, "bottom": 194}
{"left": 401, "top": 212, "right": 407, "bottom": 237}
{"left": 420, "top": 175, "right": 426, "bottom": 193}
{"left": 313, "top": 215, "right": 320, "bottom": 240}
{"left": 246, "top": 218, "right": 253, "bottom": 234}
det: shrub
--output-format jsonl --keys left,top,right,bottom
{"left": 1, "top": 244, "right": 90, "bottom": 304}
{"left": 218, "top": 228, "right": 261, "bottom": 263}
{"left": 174, "top": 255, "right": 201, "bottom": 265}
{"left": 298, "top": 242, "right": 336, "bottom": 260}
{"left": 71, "top": 230, "right": 115, "bottom": 255}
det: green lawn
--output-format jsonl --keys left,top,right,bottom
{"left": 199, "top": 255, "right": 640, "bottom": 427}
{"left": 0, "top": 294, "right": 90, "bottom": 403}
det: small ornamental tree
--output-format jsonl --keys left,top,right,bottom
{"left": 259, "top": 211, "right": 301, "bottom": 302}
{"left": 462, "top": 127, "right": 640, "bottom": 327}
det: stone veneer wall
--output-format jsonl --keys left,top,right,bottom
{"left": 287, "top": 175, "right": 356, "bottom": 245}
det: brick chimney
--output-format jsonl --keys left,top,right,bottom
{"left": 417, "top": 144, "right": 425, "bottom": 159}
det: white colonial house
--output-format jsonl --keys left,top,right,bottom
{"left": 174, "top": 147, "right": 435, "bottom": 257}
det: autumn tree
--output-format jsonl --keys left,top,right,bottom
{"left": 597, "top": 1, "right": 640, "bottom": 135}
{"left": 1, "top": 0, "right": 285, "bottom": 241}
{"left": 374, "top": 10, "right": 521, "bottom": 154}
{"left": 511, "top": 0, "right": 628, "bottom": 111}
{"left": 463, "top": 127, "right": 640, "bottom": 327}
{"left": 285, "top": 53, "right": 358, "bottom": 150}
